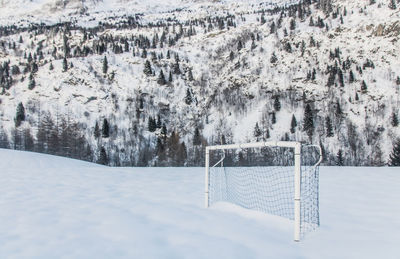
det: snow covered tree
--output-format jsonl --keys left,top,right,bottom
{"left": 391, "top": 112, "right": 399, "bottom": 127}
{"left": 336, "top": 149, "right": 344, "bottom": 166}
{"left": 148, "top": 117, "right": 156, "bottom": 132}
{"left": 102, "top": 118, "right": 109, "bottom": 138}
{"left": 98, "top": 147, "right": 108, "bottom": 165}
{"left": 188, "top": 69, "right": 194, "bottom": 81}
{"left": 143, "top": 60, "right": 152, "bottom": 76}
{"left": 303, "top": 104, "right": 314, "bottom": 140}
{"left": 388, "top": 139, "right": 400, "bottom": 166}
{"left": 270, "top": 21, "right": 276, "bottom": 34}
{"left": 62, "top": 57, "right": 68, "bottom": 72}
{"left": 290, "top": 114, "right": 297, "bottom": 134}
{"left": 49, "top": 62, "right": 54, "bottom": 71}
{"left": 361, "top": 80, "right": 368, "bottom": 93}
{"left": 237, "top": 40, "right": 243, "bottom": 51}
{"left": 168, "top": 71, "right": 173, "bottom": 83}
{"left": 193, "top": 127, "right": 202, "bottom": 146}
{"left": 102, "top": 56, "right": 108, "bottom": 74}
{"left": 325, "top": 116, "right": 334, "bottom": 137}
{"left": 28, "top": 74, "right": 35, "bottom": 90}
{"left": 157, "top": 70, "right": 166, "bottom": 85}
{"left": 349, "top": 70, "right": 355, "bottom": 83}
{"left": 273, "top": 95, "right": 281, "bottom": 111}
{"left": 94, "top": 121, "right": 100, "bottom": 139}
{"left": 15, "top": 102, "right": 25, "bottom": 127}
{"left": 290, "top": 19, "right": 296, "bottom": 30}
{"left": 270, "top": 52, "right": 278, "bottom": 64}
{"left": 389, "top": 0, "right": 397, "bottom": 10}
{"left": 185, "top": 89, "right": 192, "bottom": 105}
{"left": 254, "top": 122, "right": 262, "bottom": 139}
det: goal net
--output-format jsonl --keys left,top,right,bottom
{"left": 205, "top": 141, "right": 321, "bottom": 241}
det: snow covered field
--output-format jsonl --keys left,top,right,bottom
{"left": 0, "top": 149, "right": 399, "bottom": 259}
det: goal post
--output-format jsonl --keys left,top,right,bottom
{"left": 204, "top": 141, "right": 322, "bottom": 241}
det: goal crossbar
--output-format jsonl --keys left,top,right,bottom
{"left": 205, "top": 141, "right": 322, "bottom": 242}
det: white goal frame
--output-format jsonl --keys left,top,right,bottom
{"left": 205, "top": 141, "right": 322, "bottom": 242}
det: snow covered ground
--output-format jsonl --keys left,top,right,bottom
{"left": 0, "top": 149, "right": 399, "bottom": 258}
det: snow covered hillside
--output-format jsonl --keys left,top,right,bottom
{"left": 0, "top": 0, "right": 399, "bottom": 166}
{"left": 0, "top": 149, "right": 399, "bottom": 258}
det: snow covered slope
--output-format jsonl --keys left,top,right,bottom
{"left": 0, "top": 149, "right": 399, "bottom": 258}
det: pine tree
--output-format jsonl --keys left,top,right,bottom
{"left": 361, "top": 80, "right": 368, "bottom": 93}
{"left": 290, "top": 114, "right": 297, "bottom": 133}
{"left": 290, "top": 18, "right": 296, "bottom": 30}
{"left": 273, "top": 95, "right": 281, "bottom": 111}
{"left": 49, "top": 62, "right": 54, "bottom": 71}
{"left": 62, "top": 57, "right": 68, "bottom": 72}
{"left": 325, "top": 116, "right": 334, "bottom": 137}
{"left": 157, "top": 70, "right": 166, "bottom": 85}
{"left": 349, "top": 70, "right": 355, "bottom": 83}
{"left": 94, "top": 121, "right": 100, "bottom": 139}
{"left": 148, "top": 117, "right": 156, "bottom": 132}
{"left": 193, "top": 127, "right": 202, "bottom": 146}
{"left": 15, "top": 102, "right": 25, "bottom": 127}
{"left": 185, "top": 89, "right": 192, "bottom": 105}
{"left": 98, "top": 147, "right": 108, "bottom": 165}
{"left": 168, "top": 71, "right": 173, "bottom": 83}
{"left": 338, "top": 69, "right": 344, "bottom": 87}
{"left": 188, "top": 69, "right": 194, "bottom": 81}
{"left": 271, "top": 112, "right": 276, "bottom": 124}
{"left": 336, "top": 149, "right": 344, "bottom": 166}
{"left": 303, "top": 104, "right": 314, "bottom": 140}
{"left": 102, "top": 118, "right": 109, "bottom": 138}
{"left": 237, "top": 40, "right": 243, "bottom": 51}
{"left": 391, "top": 112, "right": 399, "bottom": 127}
{"left": 388, "top": 139, "right": 400, "bottom": 166}
{"left": 28, "top": 74, "right": 35, "bottom": 90}
{"left": 270, "top": 21, "right": 276, "bottom": 34}
{"left": 254, "top": 122, "right": 262, "bottom": 138}
{"left": 143, "top": 60, "right": 152, "bottom": 76}
{"left": 270, "top": 52, "right": 278, "bottom": 64}
{"left": 102, "top": 56, "right": 108, "bottom": 74}
{"left": 389, "top": 0, "right": 397, "bottom": 10}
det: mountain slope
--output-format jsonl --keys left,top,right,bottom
{"left": 0, "top": 0, "right": 399, "bottom": 166}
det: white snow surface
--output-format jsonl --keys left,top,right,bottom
{"left": 0, "top": 148, "right": 399, "bottom": 258}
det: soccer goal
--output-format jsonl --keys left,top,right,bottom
{"left": 205, "top": 141, "right": 322, "bottom": 241}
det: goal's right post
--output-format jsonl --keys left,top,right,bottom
{"left": 294, "top": 142, "right": 301, "bottom": 242}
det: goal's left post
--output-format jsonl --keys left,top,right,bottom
{"left": 205, "top": 146, "right": 210, "bottom": 208}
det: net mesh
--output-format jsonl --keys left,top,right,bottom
{"left": 208, "top": 145, "right": 320, "bottom": 239}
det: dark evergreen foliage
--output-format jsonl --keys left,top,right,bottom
{"left": 62, "top": 57, "right": 68, "bottom": 72}
{"left": 102, "top": 118, "right": 110, "bottom": 138}
{"left": 254, "top": 122, "right": 262, "bottom": 138}
{"left": 99, "top": 147, "right": 108, "bottom": 165}
{"left": 388, "top": 139, "right": 400, "bottom": 166}
{"left": 94, "top": 121, "right": 100, "bottom": 139}
{"left": 391, "top": 112, "right": 399, "bottom": 127}
{"left": 273, "top": 95, "right": 281, "bottom": 111}
{"left": 336, "top": 149, "right": 344, "bottom": 166}
{"left": 303, "top": 104, "right": 314, "bottom": 140}
{"left": 15, "top": 102, "right": 25, "bottom": 127}
{"left": 185, "top": 89, "right": 192, "bottom": 105}
{"left": 290, "top": 114, "right": 297, "bottom": 134}
{"left": 103, "top": 56, "right": 108, "bottom": 74}
{"left": 325, "top": 116, "right": 334, "bottom": 137}
{"left": 157, "top": 70, "right": 166, "bottom": 85}
{"left": 143, "top": 60, "right": 152, "bottom": 76}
